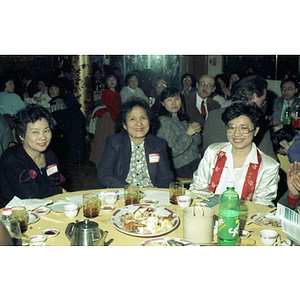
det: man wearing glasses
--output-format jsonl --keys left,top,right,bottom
{"left": 269, "top": 77, "right": 300, "bottom": 128}
{"left": 184, "top": 74, "right": 221, "bottom": 129}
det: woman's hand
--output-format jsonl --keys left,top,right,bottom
{"left": 187, "top": 122, "right": 201, "bottom": 136}
{"left": 287, "top": 162, "right": 300, "bottom": 198}
{"left": 272, "top": 118, "right": 282, "bottom": 126}
{"left": 34, "top": 97, "right": 42, "bottom": 102}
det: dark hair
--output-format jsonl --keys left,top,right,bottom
{"left": 215, "top": 74, "right": 229, "bottom": 88}
{"left": 52, "top": 68, "right": 64, "bottom": 79}
{"left": 232, "top": 75, "right": 268, "bottom": 102}
{"left": 125, "top": 73, "right": 140, "bottom": 86}
{"left": 181, "top": 73, "right": 196, "bottom": 87}
{"left": 104, "top": 71, "right": 117, "bottom": 88}
{"left": 36, "top": 75, "right": 51, "bottom": 88}
{"left": 222, "top": 102, "right": 264, "bottom": 129}
{"left": 115, "top": 97, "right": 153, "bottom": 130}
{"left": 49, "top": 78, "right": 66, "bottom": 98}
{"left": 0, "top": 74, "right": 14, "bottom": 92}
{"left": 271, "top": 125, "right": 297, "bottom": 152}
{"left": 280, "top": 77, "right": 299, "bottom": 90}
{"left": 13, "top": 104, "right": 54, "bottom": 144}
{"left": 159, "top": 87, "right": 188, "bottom": 122}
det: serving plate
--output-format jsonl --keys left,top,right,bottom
{"left": 110, "top": 204, "right": 179, "bottom": 237}
{"left": 48, "top": 200, "right": 82, "bottom": 212}
{"left": 273, "top": 239, "right": 292, "bottom": 246}
{"left": 27, "top": 212, "right": 40, "bottom": 224}
{"left": 137, "top": 237, "right": 193, "bottom": 246}
{"left": 249, "top": 212, "right": 281, "bottom": 227}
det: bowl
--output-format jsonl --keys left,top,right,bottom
{"left": 177, "top": 195, "right": 191, "bottom": 208}
{"left": 64, "top": 204, "right": 79, "bottom": 218}
{"left": 42, "top": 228, "right": 60, "bottom": 237}
{"left": 259, "top": 229, "right": 278, "bottom": 246}
{"left": 29, "top": 235, "right": 47, "bottom": 243}
{"left": 35, "top": 207, "right": 50, "bottom": 215}
{"left": 30, "top": 242, "right": 48, "bottom": 246}
{"left": 104, "top": 192, "right": 118, "bottom": 204}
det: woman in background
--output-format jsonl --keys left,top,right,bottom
{"left": 154, "top": 87, "right": 202, "bottom": 178}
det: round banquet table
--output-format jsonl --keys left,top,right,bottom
{"left": 4, "top": 188, "right": 287, "bottom": 246}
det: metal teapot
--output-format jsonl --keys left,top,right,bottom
{"left": 65, "top": 219, "right": 108, "bottom": 246}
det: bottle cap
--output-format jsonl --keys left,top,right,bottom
{"left": 227, "top": 182, "right": 235, "bottom": 188}
{"left": 2, "top": 208, "right": 12, "bottom": 215}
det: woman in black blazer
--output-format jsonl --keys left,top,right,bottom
{"left": 97, "top": 98, "right": 174, "bottom": 188}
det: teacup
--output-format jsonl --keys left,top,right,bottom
{"left": 177, "top": 196, "right": 191, "bottom": 208}
{"left": 64, "top": 204, "right": 79, "bottom": 218}
{"left": 104, "top": 192, "right": 117, "bottom": 204}
{"left": 259, "top": 229, "right": 278, "bottom": 246}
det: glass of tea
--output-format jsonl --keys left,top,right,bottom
{"left": 169, "top": 182, "right": 184, "bottom": 205}
{"left": 83, "top": 193, "right": 99, "bottom": 218}
{"left": 124, "top": 184, "right": 139, "bottom": 206}
{"left": 11, "top": 206, "right": 28, "bottom": 233}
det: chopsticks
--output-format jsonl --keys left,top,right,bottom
{"left": 40, "top": 216, "right": 65, "bottom": 224}
{"left": 277, "top": 234, "right": 281, "bottom": 246}
{"left": 246, "top": 207, "right": 277, "bottom": 225}
{"left": 185, "top": 189, "right": 210, "bottom": 202}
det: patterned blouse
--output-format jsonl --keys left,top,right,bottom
{"left": 125, "top": 140, "right": 153, "bottom": 187}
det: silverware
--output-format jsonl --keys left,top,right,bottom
{"left": 166, "top": 239, "right": 219, "bottom": 246}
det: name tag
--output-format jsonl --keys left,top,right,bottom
{"left": 149, "top": 153, "right": 160, "bottom": 163}
{"left": 46, "top": 164, "right": 58, "bottom": 176}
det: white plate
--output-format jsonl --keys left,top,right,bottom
{"left": 48, "top": 200, "right": 82, "bottom": 212}
{"left": 111, "top": 204, "right": 179, "bottom": 237}
{"left": 273, "top": 239, "right": 292, "bottom": 246}
{"left": 190, "top": 189, "right": 215, "bottom": 198}
{"left": 137, "top": 237, "right": 193, "bottom": 246}
{"left": 27, "top": 212, "right": 40, "bottom": 224}
{"left": 249, "top": 212, "right": 281, "bottom": 227}
{"left": 101, "top": 205, "right": 116, "bottom": 212}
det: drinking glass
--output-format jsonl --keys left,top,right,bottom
{"left": 83, "top": 194, "right": 99, "bottom": 218}
{"left": 124, "top": 184, "right": 139, "bottom": 206}
{"left": 11, "top": 206, "right": 27, "bottom": 233}
{"left": 169, "top": 182, "right": 184, "bottom": 205}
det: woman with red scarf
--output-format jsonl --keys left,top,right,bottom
{"left": 89, "top": 72, "right": 122, "bottom": 167}
{"left": 190, "top": 102, "right": 280, "bottom": 207}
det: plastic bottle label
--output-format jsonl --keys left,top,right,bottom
{"left": 218, "top": 210, "right": 240, "bottom": 241}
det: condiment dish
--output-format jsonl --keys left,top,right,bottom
{"left": 35, "top": 207, "right": 50, "bottom": 215}
{"left": 29, "top": 235, "right": 47, "bottom": 243}
{"left": 42, "top": 228, "right": 60, "bottom": 237}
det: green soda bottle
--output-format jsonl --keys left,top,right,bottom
{"left": 217, "top": 182, "right": 240, "bottom": 246}
{"left": 282, "top": 105, "right": 291, "bottom": 126}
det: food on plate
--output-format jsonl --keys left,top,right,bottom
{"left": 119, "top": 206, "right": 174, "bottom": 234}
{"left": 142, "top": 240, "right": 168, "bottom": 246}
{"left": 257, "top": 216, "right": 281, "bottom": 227}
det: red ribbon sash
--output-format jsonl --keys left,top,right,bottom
{"left": 209, "top": 150, "right": 262, "bottom": 201}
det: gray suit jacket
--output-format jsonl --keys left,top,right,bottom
{"left": 269, "top": 96, "right": 300, "bottom": 124}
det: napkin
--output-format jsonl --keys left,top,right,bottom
{"left": 143, "top": 190, "right": 170, "bottom": 205}
{"left": 6, "top": 196, "right": 53, "bottom": 211}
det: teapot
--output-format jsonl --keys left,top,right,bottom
{"left": 65, "top": 219, "right": 108, "bottom": 246}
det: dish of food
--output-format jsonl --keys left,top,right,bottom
{"left": 137, "top": 237, "right": 193, "bottom": 246}
{"left": 48, "top": 200, "right": 82, "bottom": 212}
{"left": 143, "top": 198, "right": 159, "bottom": 205}
{"left": 42, "top": 228, "right": 60, "bottom": 237}
{"left": 273, "top": 239, "right": 292, "bottom": 246}
{"left": 190, "top": 189, "right": 214, "bottom": 198}
{"left": 35, "top": 207, "right": 50, "bottom": 215}
{"left": 249, "top": 212, "right": 281, "bottom": 227}
{"left": 111, "top": 204, "right": 179, "bottom": 237}
{"left": 101, "top": 205, "right": 116, "bottom": 212}
{"left": 27, "top": 212, "right": 40, "bottom": 224}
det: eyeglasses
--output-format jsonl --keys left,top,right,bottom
{"left": 226, "top": 124, "right": 256, "bottom": 134}
{"left": 281, "top": 87, "right": 295, "bottom": 92}
{"left": 199, "top": 82, "right": 214, "bottom": 88}
{"left": 183, "top": 78, "right": 192, "bottom": 81}
{"left": 156, "top": 84, "right": 167, "bottom": 88}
